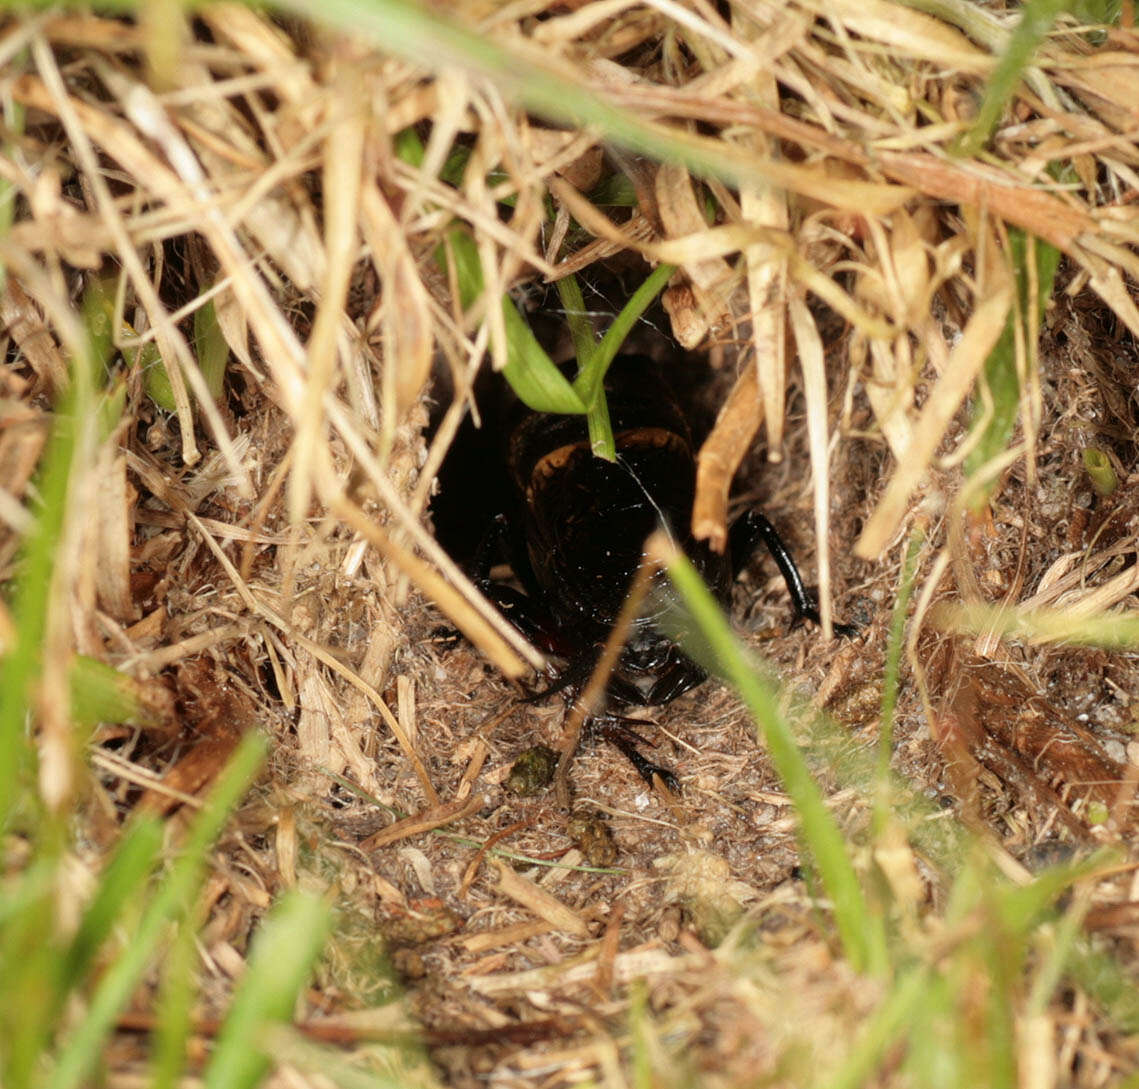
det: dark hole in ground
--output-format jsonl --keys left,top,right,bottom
{"left": 427, "top": 272, "right": 719, "bottom": 570}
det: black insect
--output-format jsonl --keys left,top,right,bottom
{"left": 477, "top": 354, "right": 853, "bottom": 787}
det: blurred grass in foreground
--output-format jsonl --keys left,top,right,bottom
{"left": 648, "top": 529, "right": 1135, "bottom": 1084}
{"left": 0, "top": 332, "right": 331, "bottom": 1089}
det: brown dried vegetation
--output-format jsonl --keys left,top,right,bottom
{"left": 5, "top": 1, "right": 1139, "bottom": 1085}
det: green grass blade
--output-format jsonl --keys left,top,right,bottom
{"left": 935, "top": 601, "right": 1139, "bottom": 650}
{"left": 0, "top": 858, "right": 55, "bottom": 927}
{"left": 572, "top": 263, "right": 674, "bottom": 412}
{"left": 584, "top": 386, "right": 615, "bottom": 461}
{"left": 501, "top": 299, "right": 586, "bottom": 414}
{"left": 588, "top": 171, "right": 637, "bottom": 207}
{"left": 0, "top": 819, "right": 166, "bottom": 1089}
{"left": 978, "top": 885, "right": 1020, "bottom": 1088}
{"left": 628, "top": 982, "right": 653, "bottom": 1089}
{"left": 139, "top": 342, "right": 180, "bottom": 412}
{"left": 964, "top": 228, "right": 1060, "bottom": 499}
{"left": 81, "top": 274, "right": 182, "bottom": 412}
{"left": 555, "top": 273, "right": 617, "bottom": 459}
{"left": 653, "top": 538, "right": 886, "bottom": 975}
{"left": 95, "top": 289, "right": 224, "bottom": 415}
{"left": 1000, "top": 851, "right": 1114, "bottom": 933}
{"left": 393, "top": 125, "right": 425, "bottom": 167}
{"left": 1083, "top": 447, "right": 1118, "bottom": 496}
{"left": 0, "top": 396, "right": 75, "bottom": 832}
{"left": 1071, "top": 0, "right": 1121, "bottom": 23}
{"left": 0, "top": 313, "right": 101, "bottom": 1085}
{"left": 272, "top": 0, "right": 684, "bottom": 150}
{"left": 69, "top": 655, "right": 171, "bottom": 730}
{"left": 1027, "top": 890, "right": 1094, "bottom": 1017}
{"left": 555, "top": 273, "right": 596, "bottom": 368}
{"left": 444, "top": 229, "right": 585, "bottom": 414}
{"left": 965, "top": 319, "right": 1017, "bottom": 482}
{"left": 956, "top": 0, "right": 1073, "bottom": 157}
{"left": 203, "top": 890, "right": 332, "bottom": 1089}
{"left": 48, "top": 731, "right": 267, "bottom": 1089}
{"left": 819, "top": 966, "right": 930, "bottom": 1089}
{"left": 60, "top": 817, "right": 164, "bottom": 986}
{"left": 1066, "top": 940, "right": 1139, "bottom": 1034}
{"left": 80, "top": 275, "right": 115, "bottom": 375}
{"left": 149, "top": 902, "right": 199, "bottom": 1089}
{"left": 2, "top": 861, "right": 64, "bottom": 1088}
{"left": 231, "top": 1027, "right": 433, "bottom": 1089}
{"left": 193, "top": 295, "right": 228, "bottom": 402}
{"left": 1, "top": 51, "right": 27, "bottom": 289}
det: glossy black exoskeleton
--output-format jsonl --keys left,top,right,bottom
{"left": 480, "top": 354, "right": 852, "bottom": 787}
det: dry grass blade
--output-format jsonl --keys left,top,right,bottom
{"left": 290, "top": 66, "right": 366, "bottom": 524}
{"left": 736, "top": 51, "right": 790, "bottom": 456}
{"left": 788, "top": 296, "right": 835, "bottom": 636}
{"left": 334, "top": 496, "right": 533, "bottom": 683}
{"left": 360, "top": 793, "right": 487, "bottom": 852}
{"left": 1, "top": 279, "right": 69, "bottom": 391}
{"left": 655, "top": 162, "right": 736, "bottom": 349}
{"left": 693, "top": 361, "right": 763, "bottom": 552}
{"left": 492, "top": 860, "right": 590, "bottom": 939}
{"left": 857, "top": 229, "right": 1014, "bottom": 557}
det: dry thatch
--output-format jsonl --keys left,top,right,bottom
{"left": 5, "top": 1, "right": 1139, "bottom": 1085}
